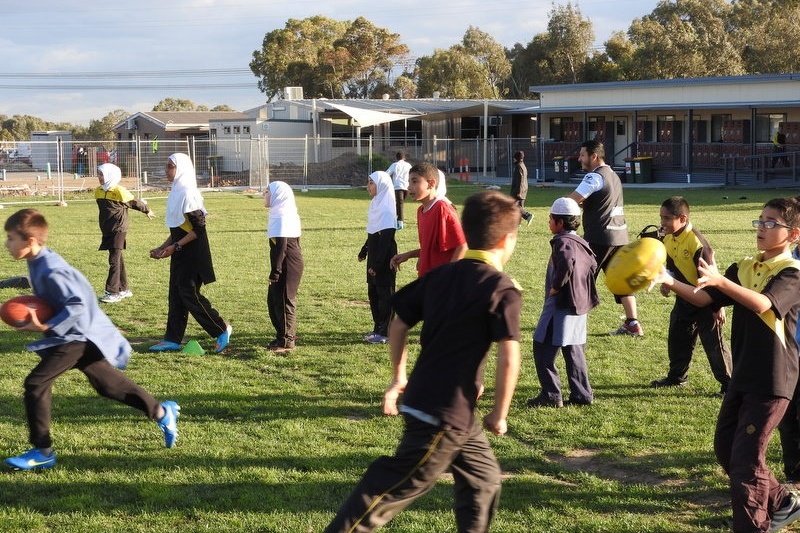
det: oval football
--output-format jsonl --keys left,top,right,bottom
{"left": 0, "top": 295, "right": 55, "bottom": 327}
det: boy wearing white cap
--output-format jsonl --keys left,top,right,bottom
{"left": 528, "top": 197, "right": 600, "bottom": 407}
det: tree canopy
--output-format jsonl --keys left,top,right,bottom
{"left": 250, "top": 15, "right": 409, "bottom": 100}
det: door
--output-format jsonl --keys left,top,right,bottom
{"left": 613, "top": 116, "right": 629, "bottom": 166}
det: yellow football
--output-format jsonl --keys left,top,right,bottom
{"left": 605, "top": 237, "right": 667, "bottom": 295}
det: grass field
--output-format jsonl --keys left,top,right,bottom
{"left": 0, "top": 182, "right": 799, "bottom": 532}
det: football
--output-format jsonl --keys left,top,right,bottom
{"left": 605, "top": 237, "right": 667, "bottom": 295}
{"left": 0, "top": 295, "right": 55, "bottom": 328}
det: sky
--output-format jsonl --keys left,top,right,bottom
{"left": 0, "top": 0, "right": 655, "bottom": 126}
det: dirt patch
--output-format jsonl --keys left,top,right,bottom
{"left": 546, "top": 449, "right": 688, "bottom": 487}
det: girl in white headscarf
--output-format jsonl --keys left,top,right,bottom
{"left": 149, "top": 153, "right": 231, "bottom": 353}
{"left": 263, "top": 181, "right": 304, "bottom": 353}
{"left": 94, "top": 163, "right": 154, "bottom": 303}
{"left": 357, "top": 171, "right": 397, "bottom": 343}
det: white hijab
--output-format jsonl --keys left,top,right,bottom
{"left": 436, "top": 169, "right": 451, "bottom": 204}
{"left": 267, "top": 181, "right": 301, "bottom": 238}
{"left": 98, "top": 163, "right": 122, "bottom": 191}
{"left": 165, "top": 153, "right": 206, "bottom": 228}
{"left": 367, "top": 171, "right": 397, "bottom": 233}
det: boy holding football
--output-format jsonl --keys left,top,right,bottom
{"left": 2, "top": 208, "right": 180, "bottom": 470}
{"left": 654, "top": 197, "right": 800, "bottom": 532}
{"left": 650, "top": 196, "right": 732, "bottom": 393}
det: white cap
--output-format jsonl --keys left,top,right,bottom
{"left": 550, "top": 197, "right": 581, "bottom": 216}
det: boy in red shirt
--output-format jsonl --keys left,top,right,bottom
{"left": 390, "top": 162, "right": 467, "bottom": 277}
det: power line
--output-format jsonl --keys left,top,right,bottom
{"left": 0, "top": 69, "right": 253, "bottom": 79}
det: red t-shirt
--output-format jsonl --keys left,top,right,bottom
{"left": 416, "top": 200, "right": 466, "bottom": 277}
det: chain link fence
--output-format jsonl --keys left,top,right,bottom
{"left": 0, "top": 136, "right": 540, "bottom": 203}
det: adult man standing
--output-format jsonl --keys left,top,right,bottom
{"left": 567, "top": 140, "right": 643, "bottom": 337}
{"left": 510, "top": 150, "right": 533, "bottom": 225}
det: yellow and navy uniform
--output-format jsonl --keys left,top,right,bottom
{"left": 94, "top": 185, "right": 150, "bottom": 250}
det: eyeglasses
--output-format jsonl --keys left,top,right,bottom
{"left": 752, "top": 220, "right": 792, "bottom": 230}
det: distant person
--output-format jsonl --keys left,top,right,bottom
{"left": 650, "top": 196, "right": 732, "bottom": 393}
{"left": 358, "top": 171, "right": 397, "bottom": 345}
{"left": 386, "top": 151, "right": 412, "bottom": 230}
{"left": 528, "top": 197, "right": 598, "bottom": 408}
{"left": 567, "top": 140, "right": 642, "bottom": 337}
{"left": 148, "top": 153, "right": 231, "bottom": 353}
{"left": 94, "top": 163, "right": 155, "bottom": 303}
{"left": 324, "top": 190, "right": 522, "bottom": 533}
{"left": 263, "top": 181, "right": 304, "bottom": 353}
{"left": 653, "top": 197, "right": 800, "bottom": 532}
{"left": 773, "top": 126, "right": 790, "bottom": 168}
{"left": 2, "top": 208, "right": 180, "bottom": 471}
{"left": 390, "top": 162, "right": 467, "bottom": 277}
{"left": 510, "top": 150, "right": 533, "bottom": 225}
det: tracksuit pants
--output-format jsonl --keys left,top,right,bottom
{"left": 324, "top": 414, "right": 501, "bottom": 533}
{"left": 25, "top": 341, "right": 160, "bottom": 449}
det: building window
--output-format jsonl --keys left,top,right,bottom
{"left": 755, "top": 113, "right": 785, "bottom": 143}
{"left": 243, "top": 126, "right": 251, "bottom": 134}
{"left": 233, "top": 126, "right": 241, "bottom": 134}
{"left": 711, "top": 114, "right": 731, "bottom": 142}
{"left": 223, "top": 126, "right": 231, "bottom": 134}
{"left": 549, "top": 117, "right": 574, "bottom": 141}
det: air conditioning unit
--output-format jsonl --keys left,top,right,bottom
{"left": 489, "top": 116, "right": 502, "bottom": 127}
{"left": 284, "top": 86, "right": 304, "bottom": 101}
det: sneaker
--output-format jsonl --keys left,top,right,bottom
{"left": 5, "top": 448, "right": 56, "bottom": 470}
{"left": 99, "top": 292, "right": 124, "bottom": 303}
{"left": 771, "top": 493, "right": 800, "bottom": 532}
{"left": 651, "top": 376, "right": 686, "bottom": 388}
{"left": 215, "top": 324, "right": 232, "bottom": 353}
{"left": 158, "top": 401, "right": 180, "bottom": 448}
{"left": 523, "top": 212, "right": 533, "bottom": 226}
{"left": 365, "top": 333, "right": 388, "bottom": 344}
{"left": 566, "top": 397, "right": 593, "bottom": 406}
{"left": 149, "top": 340, "right": 182, "bottom": 352}
{"left": 526, "top": 395, "right": 563, "bottom": 408}
{"left": 396, "top": 220, "right": 404, "bottom": 230}
{"left": 269, "top": 345, "right": 295, "bottom": 354}
{"left": 119, "top": 289, "right": 133, "bottom": 299}
{"left": 609, "top": 320, "right": 644, "bottom": 337}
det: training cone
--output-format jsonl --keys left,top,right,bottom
{"left": 181, "top": 339, "right": 205, "bottom": 355}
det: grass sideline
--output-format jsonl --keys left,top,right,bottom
{"left": 0, "top": 183, "right": 798, "bottom": 532}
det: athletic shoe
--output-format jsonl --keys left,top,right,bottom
{"left": 526, "top": 395, "right": 563, "bottom": 408}
{"left": 362, "top": 332, "right": 376, "bottom": 341}
{"left": 215, "top": 324, "right": 232, "bottom": 353}
{"left": 269, "top": 345, "right": 295, "bottom": 354}
{"left": 120, "top": 289, "right": 133, "bottom": 299}
{"left": 99, "top": 292, "right": 124, "bottom": 303}
{"left": 365, "top": 333, "right": 388, "bottom": 344}
{"left": 770, "top": 492, "right": 800, "bottom": 532}
{"left": 651, "top": 376, "right": 686, "bottom": 388}
{"left": 523, "top": 212, "right": 533, "bottom": 226}
{"left": 149, "top": 341, "right": 182, "bottom": 352}
{"left": 396, "top": 220, "right": 404, "bottom": 230}
{"left": 5, "top": 448, "right": 56, "bottom": 470}
{"left": 158, "top": 401, "right": 180, "bottom": 448}
{"left": 609, "top": 320, "right": 644, "bottom": 337}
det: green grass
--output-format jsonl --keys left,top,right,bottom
{"left": 0, "top": 182, "right": 798, "bottom": 532}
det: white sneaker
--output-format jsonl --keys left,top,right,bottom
{"left": 99, "top": 292, "right": 123, "bottom": 303}
{"left": 120, "top": 289, "right": 133, "bottom": 299}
